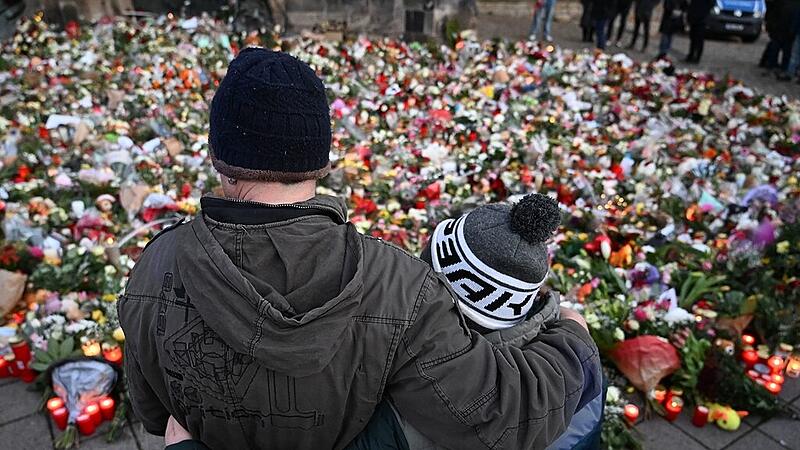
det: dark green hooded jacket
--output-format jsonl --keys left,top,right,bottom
{"left": 119, "top": 195, "right": 600, "bottom": 449}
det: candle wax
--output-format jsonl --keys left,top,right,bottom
{"left": 46, "top": 397, "right": 64, "bottom": 412}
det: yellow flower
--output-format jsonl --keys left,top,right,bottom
{"left": 551, "top": 263, "right": 564, "bottom": 272}
{"left": 102, "top": 294, "right": 117, "bottom": 302}
{"left": 92, "top": 309, "right": 107, "bottom": 325}
{"left": 112, "top": 327, "right": 125, "bottom": 342}
{"left": 777, "top": 241, "right": 790, "bottom": 254}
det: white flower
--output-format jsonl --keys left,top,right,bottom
{"left": 606, "top": 386, "right": 621, "bottom": 403}
{"left": 613, "top": 327, "right": 625, "bottom": 341}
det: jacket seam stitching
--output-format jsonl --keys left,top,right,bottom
{"left": 376, "top": 324, "right": 402, "bottom": 402}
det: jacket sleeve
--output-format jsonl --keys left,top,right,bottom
{"left": 387, "top": 273, "right": 601, "bottom": 449}
{"left": 124, "top": 337, "right": 170, "bottom": 436}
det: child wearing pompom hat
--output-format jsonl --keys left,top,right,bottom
{"left": 422, "top": 193, "right": 561, "bottom": 332}
{"left": 350, "top": 194, "right": 604, "bottom": 450}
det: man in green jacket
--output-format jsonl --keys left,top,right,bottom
{"left": 119, "top": 48, "right": 601, "bottom": 450}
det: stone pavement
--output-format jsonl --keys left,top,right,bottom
{"left": 2, "top": 370, "right": 799, "bottom": 449}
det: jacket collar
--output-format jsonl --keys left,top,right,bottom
{"left": 201, "top": 194, "right": 348, "bottom": 225}
{"left": 482, "top": 290, "right": 561, "bottom": 347}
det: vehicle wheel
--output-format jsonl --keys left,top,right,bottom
{"left": 743, "top": 32, "right": 760, "bottom": 43}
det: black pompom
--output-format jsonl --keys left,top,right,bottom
{"left": 510, "top": 194, "right": 561, "bottom": 243}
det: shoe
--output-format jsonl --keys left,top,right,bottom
{"left": 776, "top": 73, "right": 791, "bottom": 81}
{"left": 545, "top": 35, "right": 553, "bottom": 42}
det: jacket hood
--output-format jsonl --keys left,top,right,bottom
{"left": 174, "top": 195, "right": 364, "bottom": 378}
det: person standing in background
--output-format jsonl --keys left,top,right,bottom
{"left": 592, "top": 0, "right": 618, "bottom": 50}
{"left": 628, "top": 0, "right": 660, "bottom": 51}
{"left": 777, "top": 1, "right": 800, "bottom": 81}
{"left": 686, "top": 0, "right": 714, "bottom": 63}
{"left": 657, "top": 0, "right": 687, "bottom": 59}
{"left": 529, "top": 0, "right": 558, "bottom": 41}
{"left": 760, "top": 0, "right": 780, "bottom": 68}
{"left": 761, "top": 0, "right": 799, "bottom": 73}
{"left": 607, "top": 0, "right": 634, "bottom": 47}
{"left": 581, "top": 0, "right": 595, "bottom": 42}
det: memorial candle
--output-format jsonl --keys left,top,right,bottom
{"left": 767, "top": 355, "right": 784, "bottom": 374}
{"left": 623, "top": 404, "right": 639, "bottom": 424}
{"left": 82, "top": 340, "right": 101, "bottom": 357}
{"left": 9, "top": 335, "right": 31, "bottom": 364}
{"left": 46, "top": 397, "right": 64, "bottom": 413}
{"left": 99, "top": 397, "right": 116, "bottom": 421}
{"left": 692, "top": 405, "right": 709, "bottom": 427}
{"left": 652, "top": 385, "right": 667, "bottom": 403}
{"left": 51, "top": 407, "right": 68, "bottom": 431}
{"left": 741, "top": 348, "right": 758, "bottom": 368}
{"left": 765, "top": 381, "right": 781, "bottom": 395}
{"left": 771, "top": 373, "right": 785, "bottom": 385}
{"left": 664, "top": 397, "right": 683, "bottom": 422}
{"left": 741, "top": 334, "right": 756, "bottom": 346}
{"left": 102, "top": 344, "right": 123, "bottom": 366}
{"left": 0, "top": 357, "right": 9, "bottom": 378}
{"left": 76, "top": 413, "right": 96, "bottom": 436}
{"left": 787, "top": 355, "right": 800, "bottom": 378}
{"left": 84, "top": 403, "right": 102, "bottom": 427}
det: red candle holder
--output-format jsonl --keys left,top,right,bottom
{"left": 741, "top": 334, "right": 756, "bottom": 346}
{"left": 741, "top": 348, "right": 759, "bottom": 368}
{"left": 46, "top": 397, "right": 64, "bottom": 413}
{"left": 765, "top": 381, "right": 782, "bottom": 395}
{"left": 51, "top": 407, "right": 68, "bottom": 431}
{"left": 0, "top": 357, "right": 9, "bottom": 378}
{"left": 84, "top": 403, "right": 102, "bottom": 427}
{"left": 99, "top": 397, "right": 116, "bottom": 421}
{"left": 10, "top": 336, "right": 31, "bottom": 364}
{"left": 692, "top": 405, "right": 709, "bottom": 427}
{"left": 767, "top": 355, "right": 784, "bottom": 374}
{"left": 5, "top": 355, "right": 17, "bottom": 377}
{"left": 623, "top": 404, "right": 639, "bottom": 424}
{"left": 76, "top": 413, "right": 96, "bottom": 436}
{"left": 664, "top": 397, "right": 683, "bottom": 422}
{"left": 102, "top": 345, "right": 123, "bottom": 366}
{"left": 652, "top": 385, "right": 667, "bottom": 404}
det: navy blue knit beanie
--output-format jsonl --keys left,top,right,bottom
{"left": 209, "top": 48, "right": 332, "bottom": 182}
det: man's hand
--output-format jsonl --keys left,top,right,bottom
{"left": 165, "top": 416, "right": 192, "bottom": 447}
{"left": 559, "top": 307, "right": 589, "bottom": 331}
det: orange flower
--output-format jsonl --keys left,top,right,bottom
{"left": 609, "top": 244, "right": 634, "bottom": 268}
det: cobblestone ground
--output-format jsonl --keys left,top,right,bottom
{"left": 1, "top": 373, "right": 799, "bottom": 449}
{"left": 476, "top": 1, "right": 799, "bottom": 99}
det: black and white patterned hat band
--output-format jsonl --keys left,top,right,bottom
{"left": 431, "top": 215, "right": 546, "bottom": 329}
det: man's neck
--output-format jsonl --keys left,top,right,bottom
{"left": 221, "top": 179, "right": 316, "bottom": 205}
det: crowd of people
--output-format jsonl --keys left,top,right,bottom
{"left": 530, "top": 0, "right": 800, "bottom": 82}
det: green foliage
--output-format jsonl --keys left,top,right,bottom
{"left": 672, "top": 334, "right": 711, "bottom": 404}
{"left": 601, "top": 414, "right": 641, "bottom": 450}
{"left": 29, "top": 338, "right": 82, "bottom": 372}
{"left": 677, "top": 272, "right": 726, "bottom": 309}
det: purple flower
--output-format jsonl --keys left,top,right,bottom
{"left": 751, "top": 220, "right": 776, "bottom": 248}
{"left": 742, "top": 185, "right": 778, "bottom": 207}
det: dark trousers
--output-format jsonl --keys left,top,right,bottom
{"left": 629, "top": 15, "right": 652, "bottom": 49}
{"left": 595, "top": 18, "right": 609, "bottom": 49}
{"left": 607, "top": 1, "right": 634, "bottom": 42}
{"left": 761, "top": 39, "right": 794, "bottom": 70}
{"left": 687, "top": 22, "right": 706, "bottom": 61}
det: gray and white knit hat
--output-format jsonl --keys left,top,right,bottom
{"left": 430, "top": 194, "right": 561, "bottom": 329}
